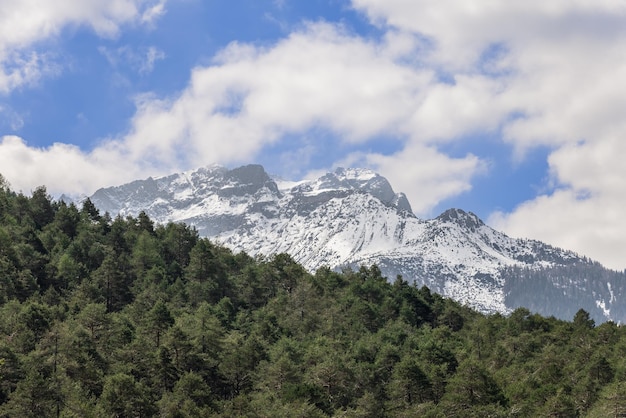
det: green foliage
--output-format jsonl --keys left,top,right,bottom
{"left": 147, "top": 300, "right": 174, "bottom": 347}
{"left": 99, "top": 373, "right": 156, "bottom": 417}
{"left": 0, "top": 180, "right": 625, "bottom": 416}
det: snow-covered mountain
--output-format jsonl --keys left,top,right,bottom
{"left": 88, "top": 164, "right": 626, "bottom": 323}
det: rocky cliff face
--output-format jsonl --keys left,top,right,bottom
{"left": 88, "top": 164, "right": 625, "bottom": 323}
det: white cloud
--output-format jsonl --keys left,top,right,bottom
{"left": 0, "top": 51, "right": 57, "bottom": 94}
{"left": 491, "top": 137, "right": 626, "bottom": 271}
{"left": 141, "top": 0, "right": 167, "bottom": 26}
{"left": 490, "top": 189, "right": 626, "bottom": 272}
{"left": 351, "top": 0, "right": 626, "bottom": 70}
{"left": 357, "top": 145, "right": 485, "bottom": 215}
{"left": 0, "top": 136, "right": 148, "bottom": 194}
{"left": 121, "top": 22, "right": 431, "bottom": 165}
{"left": 119, "top": 22, "right": 487, "bottom": 209}
{"left": 349, "top": 0, "right": 626, "bottom": 269}
{"left": 0, "top": 22, "right": 485, "bottom": 210}
{"left": 0, "top": 0, "right": 168, "bottom": 93}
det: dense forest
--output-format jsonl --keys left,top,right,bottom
{"left": 502, "top": 263, "right": 626, "bottom": 324}
{"left": 1, "top": 175, "right": 626, "bottom": 417}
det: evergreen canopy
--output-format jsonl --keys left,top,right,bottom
{"left": 0, "top": 181, "right": 624, "bottom": 417}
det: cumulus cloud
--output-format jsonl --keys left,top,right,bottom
{"left": 490, "top": 188, "right": 626, "bottom": 272}
{"left": 116, "top": 23, "right": 418, "bottom": 165}
{"left": 0, "top": 136, "right": 147, "bottom": 194}
{"left": 361, "top": 145, "right": 485, "bottom": 215}
{"left": 491, "top": 137, "right": 626, "bottom": 271}
{"left": 0, "top": 21, "right": 487, "bottom": 210}
{"left": 119, "top": 22, "right": 488, "bottom": 209}
{"left": 351, "top": 0, "right": 626, "bottom": 71}
{"left": 0, "top": 0, "right": 168, "bottom": 93}
{"left": 351, "top": 0, "right": 626, "bottom": 269}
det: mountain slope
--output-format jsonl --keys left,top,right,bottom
{"left": 88, "top": 164, "right": 625, "bottom": 322}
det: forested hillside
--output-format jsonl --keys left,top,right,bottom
{"left": 1, "top": 176, "right": 626, "bottom": 417}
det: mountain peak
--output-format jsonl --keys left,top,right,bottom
{"left": 333, "top": 167, "right": 378, "bottom": 181}
{"left": 315, "top": 167, "right": 378, "bottom": 191}
{"left": 312, "top": 167, "right": 413, "bottom": 213}
{"left": 437, "top": 208, "right": 484, "bottom": 231}
{"left": 217, "top": 164, "right": 279, "bottom": 198}
{"left": 225, "top": 164, "right": 271, "bottom": 185}
{"left": 86, "top": 163, "right": 623, "bottom": 323}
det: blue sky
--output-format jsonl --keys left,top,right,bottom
{"left": 1, "top": 0, "right": 625, "bottom": 270}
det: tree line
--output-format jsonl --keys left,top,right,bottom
{"left": 0, "top": 175, "right": 626, "bottom": 417}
